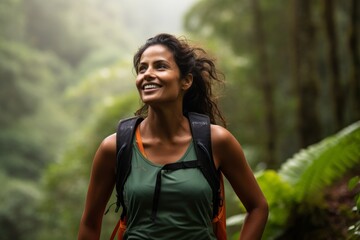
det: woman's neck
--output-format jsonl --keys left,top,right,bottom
{"left": 141, "top": 108, "right": 189, "bottom": 142}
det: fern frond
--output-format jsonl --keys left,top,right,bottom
{"left": 278, "top": 121, "right": 360, "bottom": 202}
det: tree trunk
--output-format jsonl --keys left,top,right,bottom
{"left": 323, "top": 0, "right": 343, "bottom": 130}
{"left": 250, "top": 0, "right": 277, "bottom": 168}
{"left": 291, "top": 0, "right": 321, "bottom": 148}
{"left": 348, "top": 0, "right": 360, "bottom": 121}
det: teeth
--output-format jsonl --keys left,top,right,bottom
{"left": 144, "top": 84, "right": 159, "bottom": 90}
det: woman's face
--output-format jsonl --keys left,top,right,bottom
{"left": 135, "top": 44, "right": 191, "bottom": 107}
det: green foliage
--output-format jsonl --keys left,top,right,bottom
{"left": 263, "top": 121, "right": 360, "bottom": 239}
{"left": 0, "top": 39, "right": 71, "bottom": 123}
{"left": 0, "top": 41, "right": 46, "bottom": 125}
{"left": 0, "top": 40, "right": 74, "bottom": 240}
{"left": 0, "top": 171, "right": 42, "bottom": 240}
{"left": 227, "top": 170, "right": 295, "bottom": 239}
{"left": 0, "top": 40, "right": 72, "bottom": 179}
{"left": 278, "top": 121, "right": 360, "bottom": 204}
{"left": 65, "top": 59, "right": 136, "bottom": 121}
{"left": 0, "top": 128, "right": 48, "bottom": 179}
{"left": 227, "top": 121, "right": 360, "bottom": 239}
{"left": 256, "top": 170, "right": 295, "bottom": 238}
{"left": 184, "top": 0, "right": 252, "bottom": 55}
{"left": 76, "top": 47, "right": 132, "bottom": 78}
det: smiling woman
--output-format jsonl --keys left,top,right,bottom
{"left": 132, "top": 34, "right": 226, "bottom": 123}
{"left": 78, "top": 33, "right": 268, "bottom": 240}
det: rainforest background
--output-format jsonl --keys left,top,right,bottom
{"left": 0, "top": 0, "right": 359, "bottom": 239}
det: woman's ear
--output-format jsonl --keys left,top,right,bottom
{"left": 182, "top": 74, "right": 193, "bottom": 91}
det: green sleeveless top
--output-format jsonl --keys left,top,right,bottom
{"left": 123, "top": 140, "right": 216, "bottom": 240}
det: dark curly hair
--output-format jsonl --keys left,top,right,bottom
{"left": 133, "top": 33, "right": 226, "bottom": 127}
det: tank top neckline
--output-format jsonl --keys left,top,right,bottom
{"left": 134, "top": 125, "right": 194, "bottom": 167}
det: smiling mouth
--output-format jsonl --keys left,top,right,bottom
{"left": 143, "top": 84, "right": 161, "bottom": 90}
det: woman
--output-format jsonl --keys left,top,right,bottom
{"left": 78, "top": 33, "right": 268, "bottom": 240}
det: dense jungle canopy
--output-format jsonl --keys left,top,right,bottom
{"left": 0, "top": 0, "right": 359, "bottom": 239}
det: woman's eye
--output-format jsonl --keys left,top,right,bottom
{"left": 138, "top": 66, "right": 146, "bottom": 73}
{"left": 157, "top": 64, "right": 167, "bottom": 70}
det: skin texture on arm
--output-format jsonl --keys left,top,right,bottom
{"left": 78, "top": 134, "right": 117, "bottom": 240}
{"left": 211, "top": 125, "right": 269, "bottom": 240}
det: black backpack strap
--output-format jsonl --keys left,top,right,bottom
{"left": 150, "top": 160, "right": 199, "bottom": 222}
{"left": 115, "top": 116, "right": 143, "bottom": 219}
{"left": 187, "top": 112, "right": 221, "bottom": 218}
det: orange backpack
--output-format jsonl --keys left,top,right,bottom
{"left": 109, "top": 113, "right": 227, "bottom": 239}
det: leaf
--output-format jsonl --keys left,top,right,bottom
{"left": 278, "top": 121, "right": 360, "bottom": 203}
{"left": 348, "top": 176, "right": 360, "bottom": 190}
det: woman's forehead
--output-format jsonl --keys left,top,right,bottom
{"left": 140, "top": 45, "right": 174, "bottom": 62}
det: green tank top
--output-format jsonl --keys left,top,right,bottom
{"left": 123, "top": 140, "right": 216, "bottom": 240}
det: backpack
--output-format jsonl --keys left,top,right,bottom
{"left": 109, "top": 112, "right": 226, "bottom": 240}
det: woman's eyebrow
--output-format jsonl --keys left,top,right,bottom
{"left": 154, "top": 59, "right": 169, "bottom": 64}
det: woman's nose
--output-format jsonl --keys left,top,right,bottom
{"left": 144, "top": 67, "right": 155, "bottom": 80}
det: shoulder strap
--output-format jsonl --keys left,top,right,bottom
{"left": 115, "top": 116, "right": 143, "bottom": 219}
{"left": 187, "top": 112, "right": 221, "bottom": 218}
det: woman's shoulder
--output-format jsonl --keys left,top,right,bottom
{"left": 210, "top": 124, "right": 233, "bottom": 144}
{"left": 90, "top": 133, "right": 117, "bottom": 172}
{"left": 210, "top": 125, "right": 237, "bottom": 168}
{"left": 210, "top": 124, "right": 243, "bottom": 154}
{"left": 98, "top": 133, "right": 117, "bottom": 155}
{"left": 210, "top": 124, "right": 245, "bottom": 169}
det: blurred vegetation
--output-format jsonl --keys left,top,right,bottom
{"left": 0, "top": 0, "right": 359, "bottom": 239}
{"left": 235, "top": 121, "right": 360, "bottom": 239}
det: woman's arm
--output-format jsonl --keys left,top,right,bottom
{"left": 78, "top": 134, "right": 117, "bottom": 240}
{"left": 211, "top": 125, "right": 269, "bottom": 240}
